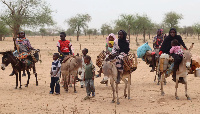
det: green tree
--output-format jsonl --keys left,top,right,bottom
{"left": 39, "top": 28, "right": 47, "bottom": 38}
{"left": 115, "top": 14, "right": 135, "bottom": 41}
{"left": 66, "top": 28, "right": 75, "bottom": 36}
{"left": 93, "top": 29, "right": 97, "bottom": 35}
{"left": 0, "top": 21, "right": 9, "bottom": 41}
{"left": 0, "top": 0, "right": 54, "bottom": 37}
{"left": 101, "top": 23, "right": 112, "bottom": 37}
{"left": 163, "top": 11, "right": 183, "bottom": 30}
{"left": 66, "top": 14, "right": 91, "bottom": 41}
{"left": 134, "top": 14, "right": 153, "bottom": 42}
{"left": 87, "top": 29, "right": 93, "bottom": 39}
{"left": 193, "top": 23, "right": 200, "bottom": 40}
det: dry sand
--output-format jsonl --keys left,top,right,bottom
{"left": 0, "top": 35, "right": 200, "bottom": 114}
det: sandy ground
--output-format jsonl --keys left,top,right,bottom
{"left": 1, "top": 35, "right": 200, "bottom": 114}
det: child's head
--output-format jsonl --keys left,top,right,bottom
{"left": 53, "top": 53, "right": 60, "bottom": 60}
{"left": 84, "top": 55, "right": 91, "bottom": 65}
{"left": 108, "top": 41, "right": 114, "bottom": 48}
{"left": 171, "top": 39, "right": 180, "bottom": 46}
{"left": 60, "top": 32, "right": 66, "bottom": 41}
{"left": 109, "top": 35, "right": 114, "bottom": 41}
{"left": 82, "top": 48, "right": 88, "bottom": 56}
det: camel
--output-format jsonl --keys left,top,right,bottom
{"left": 61, "top": 55, "right": 82, "bottom": 93}
{"left": 102, "top": 53, "right": 137, "bottom": 104}
{"left": 0, "top": 50, "right": 40, "bottom": 89}
{"left": 160, "top": 43, "right": 194, "bottom": 100}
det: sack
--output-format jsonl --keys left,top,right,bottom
{"left": 137, "top": 42, "right": 152, "bottom": 58}
{"left": 123, "top": 53, "right": 137, "bottom": 72}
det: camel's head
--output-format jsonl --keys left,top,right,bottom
{"left": 0, "top": 51, "right": 13, "bottom": 70}
{"left": 181, "top": 43, "right": 194, "bottom": 69}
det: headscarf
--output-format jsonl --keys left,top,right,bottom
{"left": 106, "top": 33, "right": 116, "bottom": 45}
{"left": 118, "top": 30, "right": 130, "bottom": 54}
{"left": 160, "top": 28, "right": 187, "bottom": 54}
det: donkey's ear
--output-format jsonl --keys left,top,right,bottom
{"left": 180, "top": 45, "right": 185, "bottom": 50}
{"left": 0, "top": 52, "right": 5, "bottom": 55}
{"left": 189, "top": 43, "right": 194, "bottom": 51}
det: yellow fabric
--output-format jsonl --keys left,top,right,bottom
{"left": 109, "top": 41, "right": 114, "bottom": 46}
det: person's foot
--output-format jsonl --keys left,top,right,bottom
{"left": 55, "top": 92, "right": 60, "bottom": 95}
{"left": 22, "top": 73, "right": 26, "bottom": 77}
{"left": 9, "top": 71, "right": 15, "bottom": 76}
{"left": 92, "top": 92, "right": 95, "bottom": 97}
{"left": 49, "top": 91, "right": 53, "bottom": 94}
{"left": 115, "top": 80, "right": 120, "bottom": 84}
{"left": 96, "top": 74, "right": 101, "bottom": 78}
{"left": 81, "top": 85, "right": 84, "bottom": 88}
{"left": 84, "top": 96, "right": 90, "bottom": 100}
{"left": 100, "top": 79, "right": 108, "bottom": 84}
{"left": 150, "top": 69, "right": 154, "bottom": 72}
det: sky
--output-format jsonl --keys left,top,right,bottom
{"left": 1, "top": 0, "right": 200, "bottom": 31}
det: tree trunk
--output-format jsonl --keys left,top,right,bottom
{"left": 198, "top": 33, "right": 199, "bottom": 40}
{"left": 143, "top": 30, "right": 146, "bottom": 42}
{"left": 77, "top": 27, "right": 80, "bottom": 41}
{"left": 103, "top": 34, "right": 104, "bottom": 37}
{"left": 149, "top": 33, "right": 150, "bottom": 39}
{"left": 3, "top": 35, "right": 5, "bottom": 41}
{"left": 89, "top": 34, "right": 90, "bottom": 39}
{"left": 0, "top": 35, "right": 2, "bottom": 41}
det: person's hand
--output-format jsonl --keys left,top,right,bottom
{"left": 159, "top": 51, "right": 163, "bottom": 55}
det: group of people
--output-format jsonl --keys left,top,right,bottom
{"left": 11, "top": 27, "right": 188, "bottom": 99}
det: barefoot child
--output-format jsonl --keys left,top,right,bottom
{"left": 50, "top": 53, "right": 61, "bottom": 95}
{"left": 83, "top": 55, "right": 95, "bottom": 100}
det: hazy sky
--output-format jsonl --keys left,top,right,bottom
{"left": 1, "top": 0, "right": 200, "bottom": 30}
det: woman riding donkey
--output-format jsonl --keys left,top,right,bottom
{"left": 150, "top": 29, "right": 165, "bottom": 72}
{"left": 10, "top": 31, "right": 34, "bottom": 77}
{"left": 159, "top": 28, "right": 187, "bottom": 82}
{"left": 107, "top": 30, "right": 130, "bottom": 84}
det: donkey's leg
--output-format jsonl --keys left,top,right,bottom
{"left": 110, "top": 78, "right": 115, "bottom": 103}
{"left": 121, "top": 76, "right": 127, "bottom": 98}
{"left": 35, "top": 72, "right": 38, "bottom": 86}
{"left": 15, "top": 73, "right": 18, "bottom": 89}
{"left": 160, "top": 73, "right": 165, "bottom": 96}
{"left": 116, "top": 83, "right": 120, "bottom": 105}
{"left": 128, "top": 74, "right": 131, "bottom": 99}
{"left": 19, "top": 71, "right": 22, "bottom": 89}
{"left": 157, "top": 72, "right": 161, "bottom": 85}
{"left": 25, "top": 70, "right": 30, "bottom": 87}
{"left": 184, "top": 77, "right": 191, "bottom": 100}
{"left": 74, "top": 75, "right": 77, "bottom": 93}
{"left": 175, "top": 77, "right": 179, "bottom": 100}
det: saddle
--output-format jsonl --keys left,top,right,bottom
{"left": 62, "top": 55, "right": 76, "bottom": 63}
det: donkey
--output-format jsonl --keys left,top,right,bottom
{"left": 160, "top": 43, "right": 194, "bottom": 100}
{"left": 61, "top": 55, "right": 82, "bottom": 93}
{"left": 0, "top": 51, "right": 38, "bottom": 89}
{"left": 102, "top": 60, "right": 132, "bottom": 105}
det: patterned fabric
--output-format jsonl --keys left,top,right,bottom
{"left": 170, "top": 46, "right": 183, "bottom": 56}
{"left": 153, "top": 35, "right": 163, "bottom": 49}
{"left": 51, "top": 59, "right": 61, "bottom": 77}
{"left": 16, "top": 38, "right": 32, "bottom": 52}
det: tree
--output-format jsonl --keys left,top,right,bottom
{"left": 163, "top": 11, "right": 183, "bottom": 30}
{"left": 101, "top": 23, "right": 112, "bottom": 37}
{"left": 193, "top": 23, "right": 200, "bottom": 40}
{"left": 66, "top": 28, "right": 75, "bottom": 36}
{"left": 66, "top": 14, "right": 91, "bottom": 41}
{"left": 39, "top": 28, "right": 47, "bottom": 38}
{"left": 93, "top": 29, "right": 97, "bottom": 36}
{"left": 115, "top": 14, "right": 135, "bottom": 42}
{"left": 0, "top": 21, "right": 9, "bottom": 41}
{"left": 0, "top": 0, "right": 54, "bottom": 38}
{"left": 87, "top": 29, "right": 93, "bottom": 39}
{"left": 134, "top": 14, "right": 153, "bottom": 42}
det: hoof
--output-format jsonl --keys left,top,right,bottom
{"left": 161, "top": 92, "right": 165, "bottom": 96}
{"left": 124, "top": 94, "right": 127, "bottom": 98}
{"left": 15, "top": 87, "right": 17, "bottom": 89}
{"left": 128, "top": 97, "right": 130, "bottom": 100}
{"left": 19, "top": 87, "right": 22, "bottom": 89}
{"left": 74, "top": 91, "right": 77, "bottom": 93}
{"left": 117, "top": 102, "right": 120, "bottom": 105}
{"left": 176, "top": 96, "right": 179, "bottom": 100}
{"left": 157, "top": 83, "right": 160, "bottom": 85}
{"left": 25, "top": 85, "right": 28, "bottom": 87}
{"left": 111, "top": 100, "right": 115, "bottom": 103}
{"left": 187, "top": 97, "right": 191, "bottom": 100}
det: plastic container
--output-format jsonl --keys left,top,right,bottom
{"left": 159, "top": 53, "right": 169, "bottom": 72}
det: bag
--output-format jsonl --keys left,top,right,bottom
{"left": 96, "top": 51, "right": 106, "bottom": 68}
{"left": 123, "top": 53, "right": 137, "bottom": 72}
{"left": 137, "top": 42, "right": 152, "bottom": 58}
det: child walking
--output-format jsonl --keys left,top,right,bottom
{"left": 50, "top": 53, "right": 61, "bottom": 95}
{"left": 83, "top": 55, "right": 95, "bottom": 100}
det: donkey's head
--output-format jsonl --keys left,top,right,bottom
{"left": 102, "top": 60, "right": 117, "bottom": 76}
{"left": 74, "top": 56, "right": 82, "bottom": 68}
{"left": 181, "top": 43, "right": 194, "bottom": 69}
{"left": 0, "top": 51, "right": 13, "bottom": 70}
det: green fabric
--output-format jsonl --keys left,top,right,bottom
{"left": 108, "top": 47, "right": 113, "bottom": 52}
{"left": 85, "top": 63, "right": 94, "bottom": 80}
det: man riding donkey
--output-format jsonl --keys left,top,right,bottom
{"left": 159, "top": 28, "right": 188, "bottom": 83}
{"left": 106, "top": 30, "right": 130, "bottom": 84}
{"left": 9, "top": 31, "right": 34, "bottom": 76}
{"left": 150, "top": 29, "right": 165, "bottom": 72}
{"left": 57, "top": 32, "right": 82, "bottom": 84}
{"left": 96, "top": 33, "right": 116, "bottom": 84}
